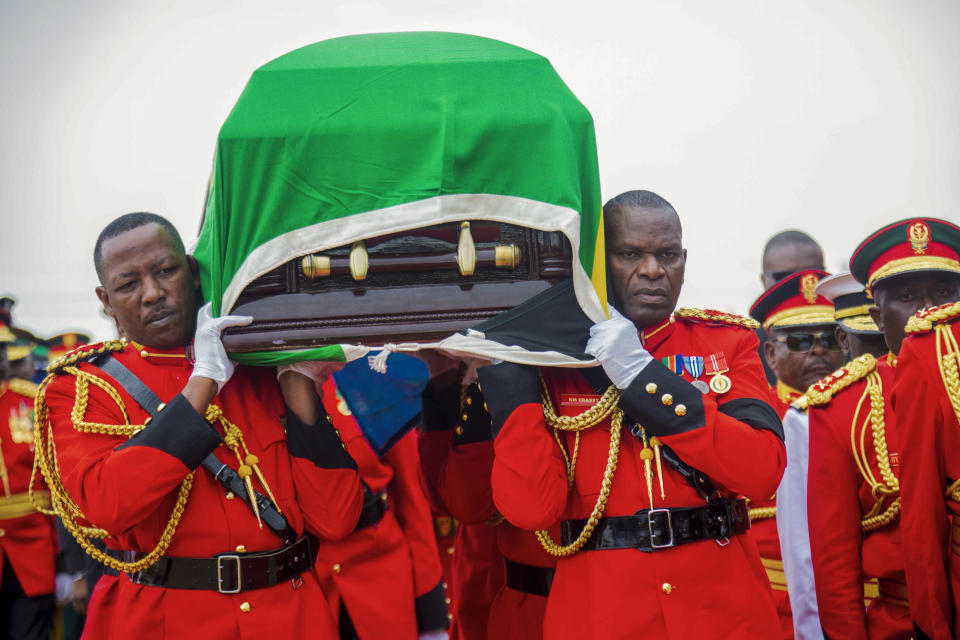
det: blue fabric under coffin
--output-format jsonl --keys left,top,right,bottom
{"left": 333, "top": 353, "right": 429, "bottom": 457}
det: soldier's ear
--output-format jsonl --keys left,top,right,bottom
{"left": 762, "top": 338, "right": 779, "bottom": 377}
{"left": 835, "top": 326, "right": 851, "bottom": 359}
{"left": 186, "top": 255, "right": 201, "bottom": 290}
{"left": 95, "top": 286, "right": 113, "bottom": 318}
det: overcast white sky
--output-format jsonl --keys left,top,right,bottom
{"left": 2, "top": 0, "right": 959, "bottom": 341}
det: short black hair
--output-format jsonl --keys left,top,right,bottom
{"left": 762, "top": 230, "right": 823, "bottom": 264}
{"left": 602, "top": 190, "right": 682, "bottom": 238}
{"left": 94, "top": 212, "right": 184, "bottom": 283}
{"left": 602, "top": 190, "right": 676, "bottom": 216}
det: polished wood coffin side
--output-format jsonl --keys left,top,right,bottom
{"left": 222, "top": 221, "right": 572, "bottom": 351}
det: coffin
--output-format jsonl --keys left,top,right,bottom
{"left": 193, "top": 32, "right": 605, "bottom": 365}
{"left": 221, "top": 222, "right": 572, "bottom": 353}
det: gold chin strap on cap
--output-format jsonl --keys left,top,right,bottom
{"left": 534, "top": 374, "right": 623, "bottom": 557}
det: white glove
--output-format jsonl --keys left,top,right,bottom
{"left": 584, "top": 306, "right": 654, "bottom": 389}
{"left": 55, "top": 572, "right": 73, "bottom": 605}
{"left": 277, "top": 360, "right": 346, "bottom": 395}
{"left": 418, "top": 631, "right": 449, "bottom": 640}
{"left": 190, "top": 302, "right": 253, "bottom": 392}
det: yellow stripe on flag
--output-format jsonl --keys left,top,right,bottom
{"left": 591, "top": 209, "right": 608, "bottom": 316}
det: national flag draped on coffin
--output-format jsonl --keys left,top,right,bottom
{"left": 192, "top": 31, "right": 606, "bottom": 366}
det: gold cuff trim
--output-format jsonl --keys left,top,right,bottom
{"left": 761, "top": 558, "right": 787, "bottom": 589}
{"left": 868, "top": 256, "right": 960, "bottom": 291}
{"left": 0, "top": 490, "right": 49, "bottom": 519}
{"left": 863, "top": 578, "right": 879, "bottom": 600}
{"left": 763, "top": 306, "right": 835, "bottom": 329}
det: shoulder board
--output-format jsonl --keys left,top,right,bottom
{"left": 46, "top": 340, "right": 125, "bottom": 374}
{"left": 905, "top": 301, "right": 960, "bottom": 334}
{"left": 7, "top": 377, "right": 38, "bottom": 398}
{"left": 674, "top": 308, "right": 760, "bottom": 330}
{"left": 805, "top": 354, "right": 877, "bottom": 407}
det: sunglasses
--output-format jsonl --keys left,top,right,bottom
{"left": 773, "top": 331, "right": 841, "bottom": 353}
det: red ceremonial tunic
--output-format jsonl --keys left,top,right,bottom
{"left": 894, "top": 319, "right": 960, "bottom": 640}
{"left": 417, "top": 385, "right": 506, "bottom": 640}
{"left": 807, "top": 355, "right": 911, "bottom": 639}
{"left": 439, "top": 435, "right": 556, "bottom": 640}
{"left": 0, "top": 379, "right": 57, "bottom": 597}
{"left": 316, "top": 378, "right": 446, "bottom": 639}
{"left": 490, "top": 314, "right": 785, "bottom": 639}
{"left": 42, "top": 343, "right": 363, "bottom": 640}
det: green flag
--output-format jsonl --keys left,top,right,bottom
{"left": 193, "top": 32, "right": 606, "bottom": 365}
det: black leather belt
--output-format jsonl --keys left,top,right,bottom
{"left": 561, "top": 498, "right": 750, "bottom": 552}
{"left": 504, "top": 558, "right": 554, "bottom": 597}
{"left": 121, "top": 534, "right": 318, "bottom": 593}
{"left": 355, "top": 489, "right": 388, "bottom": 531}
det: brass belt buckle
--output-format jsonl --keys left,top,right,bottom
{"left": 217, "top": 554, "right": 242, "bottom": 594}
{"left": 647, "top": 508, "right": 674, "bottom": 549}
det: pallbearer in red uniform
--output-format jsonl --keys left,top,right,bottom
{"left": 419, "top": 370, "right": 556, "bottom": 640}
{"left": 750, "top": 269, "right": 844, "bottom": 638}
{"left": 805, "top": 218, "right": 960, "bottom": 639}
{"left": 34, "top": 213, "right": 364, "bottom": 640}
{"left": 0, "top": 304, "right": 58, "bottom": 640}
{"left": 316, "top": 377, "right": 448, "bottom": 639}
{"left": 882, "top": 219, "right": 960, "bottom": 640}
{"left": 775, "top": 273, "right": 887, "bottom": 640}
{"left": 418, "top": 369, "right": 505, "bottom": 640}
{"left": 481, "top": 190, "right": 785, "bottom": 638}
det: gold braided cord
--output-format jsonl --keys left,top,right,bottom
{"left": 934, "top": 323, "right": 960, "bottom": 429}
{"left": 536, "top": 376, "right": 623, "bottom": 557}
{"left": 862, "top": 498, "right": 901, "bottom": 532}
{"left": 31, "top": 357, "right": 195, "bottom": 573}
{"left": 46, "top": 340, "right": 126, "bottom": 374}
{"left": 674, "top": 307, "right": 760, "bottom": 330}
{"left": 748, "top": 506, "right": 777, "bottom": 521}
{"left": 535, "top": 410, "right": 622, "bottom": 557}
{"left": 906, "top": 301, "right": 960, "bottom": 334}
{"left": 806, "top": 354, "right": 876, "bottom": 407}
{"left": 848, "top": 370, "right": 900, "bottom": 532}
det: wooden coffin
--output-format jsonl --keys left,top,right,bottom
{"left": 221, "top": 220, "right": 572, "bottom": 353}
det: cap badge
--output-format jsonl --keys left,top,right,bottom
{"left": 909, "top": 221, "right": 930, "bottom": 255}
{"left": 800, "top": 273, "right": 819, "bottom": 304}
{"left": 64, "top": 334, "right": 77, "bottom": 349}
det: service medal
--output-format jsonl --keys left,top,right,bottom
{"left": 708, "top": 374, "right": 732, "bottom": 394}
{"left": 692, "top": 379, "right": 710, "bottom": 394}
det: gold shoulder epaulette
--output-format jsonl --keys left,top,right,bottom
{"left": 805, "top": 354, "right": 877, "bottom": 407}
{"left": 905, "top": 301, "right": 960, "bottom": 334}
{"left": 46, "top": 340, "right": 125, "bottom": 374}
{"left": 7, "top": 377, "right": 38, "bottom": 398}
{"left": 674, "top": 308, "right": 760, "bottom": 330}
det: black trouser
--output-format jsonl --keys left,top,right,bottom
{"left": 0, "top": 559, "right": 55, "bottom": 640}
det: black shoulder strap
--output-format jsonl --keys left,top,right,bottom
{"left": 93, "top": 354, "right": 297, "bottom": 544}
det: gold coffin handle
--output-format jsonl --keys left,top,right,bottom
{"left": 457, "top": 222, "right": 476, "bottom": 276}
{"left": 350, "top": 240, "right": 369, "bottom": 281}
{"left": 494, "top": 244, "right": 521, "bottom": 269}
{"left": 301, "top": 255, "right": 331, "bottom": 279}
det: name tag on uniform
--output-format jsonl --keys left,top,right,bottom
{"left": 560, "top": 394, "right": 601, "bottom": 407}
{"left": 888, "top": 452, "right": 901, "bottom": 467}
